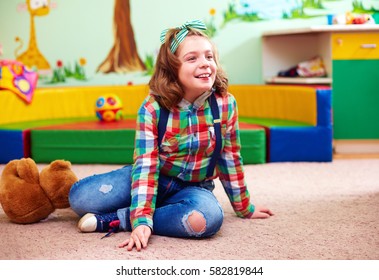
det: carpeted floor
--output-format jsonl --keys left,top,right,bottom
{"left": 0, "top": 158, "right": 378, "bottom": 260}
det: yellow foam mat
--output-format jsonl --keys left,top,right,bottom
{"left": 1, "top": 84, "right": 317, "bottom": 126}
{"left": 229, "top": 85, "right": 317, "bottom": 126}
{"left": 0, "top": 85, "right": 149, "bottom": 125}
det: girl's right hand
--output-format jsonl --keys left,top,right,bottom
{"left": 118, "top": 225, "right": 152, "bottom": 251}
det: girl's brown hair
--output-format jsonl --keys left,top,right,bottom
{"left": 149, "top": 28, "right": 228, "bottom": 110}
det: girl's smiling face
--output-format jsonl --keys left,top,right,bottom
{"left": 176, "top": 35, "right": 217, "bottom": 103}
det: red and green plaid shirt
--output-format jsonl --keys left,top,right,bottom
{"left": 130, "top": 91, "right": 255, "bottom": 230}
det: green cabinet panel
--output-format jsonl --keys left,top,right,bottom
{"left": 333, "top": 59, "right": 379, "bottom": 139}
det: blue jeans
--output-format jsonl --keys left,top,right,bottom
{"left": 69, "top": 166, "right": 224, "bottom": 238}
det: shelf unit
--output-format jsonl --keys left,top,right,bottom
{"left": 262, "top": 25, "right": 379, "bottom": 85}
{"left": 261, "top": 25, "right": 379, "bottom": 153}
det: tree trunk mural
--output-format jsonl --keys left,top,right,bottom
{"left": 97, "top": 0, "right": 146, "bottom": 73}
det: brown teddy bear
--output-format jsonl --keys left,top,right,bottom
{"left": 0, "top": 158, "right": 78, "bottom": 224}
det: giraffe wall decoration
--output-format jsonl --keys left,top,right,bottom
{"left": 14, "top": 0, "right": 52, "bottom": 74}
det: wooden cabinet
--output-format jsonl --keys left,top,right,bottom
{"left": 262, "top": 25, "right": 379, "bottom": 142}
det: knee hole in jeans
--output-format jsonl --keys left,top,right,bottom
{"left": 182, "top": 210, "right": 206, "bottom": 237}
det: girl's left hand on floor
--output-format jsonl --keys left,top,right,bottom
{"left": 251, "top": 205, "right": 274, "bottom": 219}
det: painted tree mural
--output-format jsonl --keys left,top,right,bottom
{"left": 97, "top": 0, "right": 146, "bottom": 73}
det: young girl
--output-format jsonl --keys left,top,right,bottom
{"left": 69, "top": 19, "right": 273, "bottom": 252}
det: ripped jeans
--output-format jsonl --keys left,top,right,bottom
{"left": 69, "top": 166, "right": 224, "bottom": 238}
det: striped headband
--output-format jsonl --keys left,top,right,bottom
{"left": 160, "top": 19, "right": 207, "bottom": 53}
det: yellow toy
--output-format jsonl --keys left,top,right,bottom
{"left": 0, "top": 158, "right": 78, "bottom": 224}
{"left": 95, "top": 94, "right": 124, "bottom": 122}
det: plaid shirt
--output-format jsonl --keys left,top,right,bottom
{"left": 130, "top": 91, "right": 255, "bottom": 230}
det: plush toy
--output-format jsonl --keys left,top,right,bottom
{"left": 0, "top": 158, "right": 78, "bottom": 224}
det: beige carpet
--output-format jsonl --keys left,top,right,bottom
{"left": 0, "top": 158, "right": 378, "bottom": 260}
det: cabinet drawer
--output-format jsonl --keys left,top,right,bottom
{"left": 332, "top": 33, "right": 379, "bottom": 60}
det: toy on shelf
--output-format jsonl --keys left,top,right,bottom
{"left": 0, "top": 60, "right": 38, "bottom": 104}
{"left": 333, "top": 12, "right": 375, "bottom": 25}
{"left": 278, "top": 56, "right": 326, "bottom": 78}
{"left": 95, "top": 94, "right": 124, "bottom": 122}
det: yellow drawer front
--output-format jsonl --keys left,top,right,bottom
{"left": 332, "top": 33, "right": 379, "bottom": 60}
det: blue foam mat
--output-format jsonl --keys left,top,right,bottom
{"left": 0, "top": 130, "right": 25, "bottom": 163}
{"left": 269, "top": 126, "right": 333, "bottom": 162}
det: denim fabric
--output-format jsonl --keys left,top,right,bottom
{"left": 69, "top": 166, "right": 132, "bottom": 216}
{"left": 69, "top": 166, "right": 224, "bottom": 238}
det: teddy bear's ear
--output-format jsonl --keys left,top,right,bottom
{"left": 40, "top": 159, "right": 78, "bottom": 209}
{"left": 48, "top": 159, "right": 71, "bottom": 171}
{"left": 14, "top": 158, "right": 39, "bottom": 184}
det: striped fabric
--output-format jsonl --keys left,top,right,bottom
{"left": 130, "top": 92, "right": 255, "bottom": 230}
{"left": 160, "top": 19, "right": 207, "bottom": 53}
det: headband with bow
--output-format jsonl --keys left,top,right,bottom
{"left": 160, "top": 19, "right": 207, "bottom": 53}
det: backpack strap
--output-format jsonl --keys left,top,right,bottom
{"left": 157, "top": 93, "right": 222, "bottom": 179}
{"left": 206, "top": 93, "right": 222, "bottom": 178}
{"left": 158, "top": 106, "right": 169, "bottom": 147}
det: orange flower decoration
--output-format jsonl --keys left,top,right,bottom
{"left": 209, "top": 8, "right": 216, "bottom": 16}
{"left": 79, "top": 57, "right": 87, "bottom": 66}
